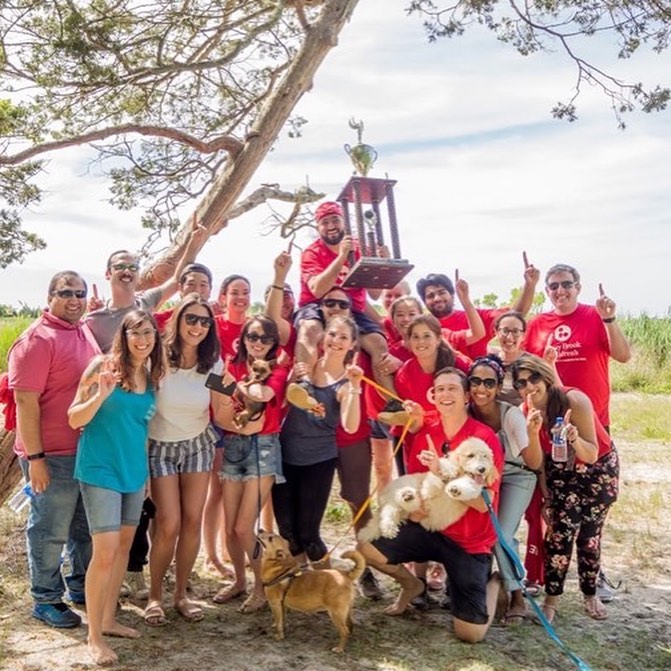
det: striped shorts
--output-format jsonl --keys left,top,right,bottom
{"left": 148, "top": 425, "right": 218, "bottom": 478}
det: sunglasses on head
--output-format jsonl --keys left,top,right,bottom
{"left": 111, "top": 262, "right": 140, "bottom": 272}
{"left": 52, "top": 289, "right": 87, "bottom": 299}
{"left": 322, "top": 298, "right": 350, "bottom": 310}
{"left": 468, "top": 376, "right": 498, "bottom": 390}
{"left": 184, "top": 313, "right": 213, "bottom": 328}
{"left": 245, "top": 332, "right": 275, "bottom": 345}
{"left": 513, "top": 371, "right": 543, "bottom": 390}
{"left": 547, "top": 280, "right": 575, "bottom": 291}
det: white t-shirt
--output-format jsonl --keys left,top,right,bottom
{"left": 500, "top": 402, "right": 529, "bottom": 460}
{"left": 149, "top": 359, "right": 224, "bottom": 442}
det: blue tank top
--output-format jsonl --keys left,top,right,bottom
{"left": 280, "top": 381, "right": 344, "bottom": 466}
{"left": 75, "top": 384, "right": 156, "bottom": 492}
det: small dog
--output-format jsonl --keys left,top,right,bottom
{"left": 358, "top": 437, "right": 498, "bottom": 542}
{"left": 232, "top": 359, "right": 273, "bottom": 430}
{"left": 258, "top": 531, "right": 365, "bottom": 653}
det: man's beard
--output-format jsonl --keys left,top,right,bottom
{"left": 320, "top": 229, "right": 345, "bottom": 246}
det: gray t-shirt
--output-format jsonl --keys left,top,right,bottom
{"left": 85, "top": 287, "right": 164, "bottom": 353}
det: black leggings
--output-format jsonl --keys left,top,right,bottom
{"left": 272, "top": 458, "right": 336, "bottom": 561}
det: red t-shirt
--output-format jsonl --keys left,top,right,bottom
{"left": 299, "top": 238, "right": 366, "bottom": 312}
{"left": 439, "top": 308, "right": 502, "bottom": 359}
{"left": 336, "top": 352, "right": 372, "bottom": 447}
{"left": 523, "top": 304, "right": 611, "bottom": 427}
{"left": 215, "top": 316, "right": 244, "bottom": 361}
{"left": 407, "top": 416, "right": 504, "bottom": 555}
{"left": 227, "top": 360, "right": 289, "bottom": 435}
{"left": 383, "top": 317, "right": 402, "bottom": 346}
{"left": 154, "top": 308, "right": 175, "bottom": 333}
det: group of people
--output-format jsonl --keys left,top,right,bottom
{"left": 5, "top": 200, "right": 631, "bottom": 664}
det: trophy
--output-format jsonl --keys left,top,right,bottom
{"left": 338, "top": 120, "right": 414, "bottom": 289}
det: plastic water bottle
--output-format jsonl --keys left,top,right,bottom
{"left": 551, "top": 417, "right": 568, "bottom": 463}
{"left": 7, "top": 483, "right": 33, "bottom": 513}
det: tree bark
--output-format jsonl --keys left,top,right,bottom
{"left": 0, "top": 428, "right": 21, "bottom": 506}
{"left": 139, "top": 0, "right": 360, "bottom": 289}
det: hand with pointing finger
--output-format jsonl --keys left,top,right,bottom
{"left": 454, "top": 268, "right": 470, "bottom": 306}
{"left": 563, "top": 408, "right": 579, "bottom": 444}
{"left": 526, "top": 395, "right": 542, "bottom": 435}
{"left": 87, "top": 283, "right": 104, "bottom": 312}
{"left": 595, "top": 283, "right": 617, "bottom": 321}
{"left": 522, "top": 251, "right": 540, "bottom": 288}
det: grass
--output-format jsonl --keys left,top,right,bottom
{"left": 610, "top": 394, "right": 671, "bottom": 443}
{"left": 0, "top": 317, "right": 32, "bottom": 371}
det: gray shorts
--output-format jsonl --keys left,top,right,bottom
{"left": 79, "top": 483, "right": 145, "bottom": 534}
{"left": 220, "top": 433, "right": 285, "bottom": 483}
{"left": 148, "top": 425, "right": 218, "bottom": 478}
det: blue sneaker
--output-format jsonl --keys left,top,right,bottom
{"left": 32, "top": 602, "right": 82, "bottom": 628}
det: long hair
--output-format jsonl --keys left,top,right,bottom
{"left": 164, "top": 293, "right": 220, "bottom": 374}
{"left": 511, "top": 354, "right": 568, "bottom": 429}
{"left": 407, "top": 314, "right": 455, "bottom": 372}
{"left": 111, "top": 309, "right": 165, "bottom": 391}
{"left": 234, "top": 314, "right": 280, "bottom": 365}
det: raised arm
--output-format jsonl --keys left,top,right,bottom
{"left": 306, "top": 236, "right": 352, "bottom": 300}
{"left": 266, "top": 250, "right": 293, "bottom": 345}
{"left": 511, "top": 251, "right": 540, "bottom": 316}
{"left": 454, "top": 269, "right": 485, "bottom": 344}
{"left": 68, "top": 356, "right": 117, "bottom": 429}
{"left": 596, "top": 283, "right": 632, "bottom": 363}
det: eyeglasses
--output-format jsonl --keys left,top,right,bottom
{"left": 468, "top": 376, "right": 498, "bottom": 390}
{"left": 512, "top": 371, "right": 543, "bottom": 390}
{"left": 498, "top": 327, "right": 524, "bottom": 338}
{"left": 184, "top": 313, "right": 213, "bottom": 328}
{"left": 322, "top": 298, "right": 350, "bottom": 310}
{"left": 126, "top": 328, "right": 156, "bottom": 339}
{"left": 111, "top": 262, "right": 140, "bottom": 272}
{"left": 547, "top": 280, "right": 575, "bottom": 291}
{"left": 51, "top": 289, "right": 87, "bottom": 299}
{"left": 245, "top": 332, "right": 275, "bottom": 345}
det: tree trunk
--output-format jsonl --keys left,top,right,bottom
{"left": 139, "top": 0, "right": 360, "bottom": 289}
{"left": 0, "top": 428, "right": 21, "bottom": 506}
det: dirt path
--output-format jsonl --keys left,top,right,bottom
{"left": 1, "top": 434, "right": 669, "bottom": 671}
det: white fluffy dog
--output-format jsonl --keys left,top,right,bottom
{"left": 358, "top": 437, "right": 498, "bottom": 542}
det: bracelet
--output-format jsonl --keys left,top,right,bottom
{"left": 271, "top": 284, "right": 284, "bottom": 291}
{"left": 602, "top": 317, "right": 616, "bottom": 324}
{"left": 26, "top": 452, "right": 46, "bottom": 461}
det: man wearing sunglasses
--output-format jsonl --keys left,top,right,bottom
{"left": 85, "top": 227, "right": 205, "bottom": 353}
{"left": 7, "top": 271, "right": 101, "bottom": 628}
{"left": 523, "top": 262, "right": 631, "bottom": 604}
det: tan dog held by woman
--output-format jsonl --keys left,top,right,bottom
{"left": 257, "top": 531, "right": 365, "bottom": 652}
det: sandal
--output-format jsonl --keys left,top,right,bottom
{"left": 213, "top": 584, "right": 247, "bottom": 604}
{"left": 175, "top": 598, "right": 204, "bottom": 622}
{"left": 504, "top": 609, "right": 527, "bottom": 626}
{"left": 143, "top": 602, "right": 167, "bottom": 627}
{"left": 533, "top": 603, "right": 557, "bottom": 626}
{"left": 238, "top": 593, "right": 267, "bottom": 614}
{"left": 523, "top": 581, "right": 542, "bottom": 597}
{"left": 584, "top": 595, "right": 608, "bottom": 621}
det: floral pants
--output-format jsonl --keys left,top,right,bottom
{"left": 544, "top": 447, "right": 619, "bottom": 597}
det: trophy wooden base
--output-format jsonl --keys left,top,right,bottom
{"left": 341, "top": 258, "right": 414, "bottom": 289}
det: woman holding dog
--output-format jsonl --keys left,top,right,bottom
{"left": 213, "top": 314, "right": 289, "bottom": 613}
{"left": 273, "top": 314, "right": 363, "bottom": 568}
{"left": 144, "top": 295, "right": 227, "bottom": 626}
{"left": 467, "top": 354, "right": 542, "bottom": 625}
{"left": 358, "top": 366, "right": 504, "bottom": 644}
{"left": 511, "top": 354, "right": 618, "bottom": 623}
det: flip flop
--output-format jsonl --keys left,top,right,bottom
{"left": 175, "top": 598, "right": 204, "bottom": 622}
{"left": 143, "top": 603, "right": 167, "bottom": 627}
{"left": 237, "top": 593, "right": 267, "bottom": 614}
{"left": 212, "top": 584, "right": 247, "bottom": 604}
{"left": 584, "top": 596, "right": 608, "bottom": 621}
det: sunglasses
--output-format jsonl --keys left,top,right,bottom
{"left": 322, "top": 298, "right": 351, "bottom": 310}
{"left": 111, "top": 262, "right": 140, "bottom": 272}
{"left": 513, "top": 371, "right": 543, "bottom": 390}
{"left": 498, "top": 327, "right": 524, "bottom": 338}
{"left": 547, "top": 280, "right": 575, "bottom": 291}
{"left": 468, "top": 376, "right": 498, "bottom": 390}
{"left": 52, "top": 289, "right": 87, "bottom": 299}
{"left": 184, "top": 313, "right": 213, "bottom": 328}
{"left": 245, "top": 332, "right": 275, "bottom": 345}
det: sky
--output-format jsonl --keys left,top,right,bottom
{"left": 1, "top": 1, "right": 670, "bottom": 316}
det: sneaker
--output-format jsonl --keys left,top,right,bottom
{"left": 378, "top": 399, "right": 410, "bottom": 427}
{"left": 358, "top": 568, "right": 383, "bottom": 601}
{"left": 32, "top": 602, "right": 82, "bottom": 629}
{"left": 596, "top": 570, "right": 619, "bottom": 604}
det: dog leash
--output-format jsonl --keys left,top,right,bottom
{"left": 481, "top": 489, "right": 593, "bottom": 671}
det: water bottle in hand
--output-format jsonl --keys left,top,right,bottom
{"left": 551, "top": 417, "right": 568, "bottom": 463}
{"left": 7, "top": 483, "right": 33, "bottom": 513}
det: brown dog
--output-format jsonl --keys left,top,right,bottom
{"left": 232, "top": 359, "right": 273, "bottom": 429}
{"left": 258, "top": 531, "right": 365, "bottom": 652}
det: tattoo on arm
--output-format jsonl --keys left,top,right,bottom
{"left": 81, "top": 381, "right": 100, "bottom": 402}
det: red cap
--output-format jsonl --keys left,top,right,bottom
{"left": 315, "top": 201, "right": 343, "bottom": 222}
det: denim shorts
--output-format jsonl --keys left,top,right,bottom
{"left": 148, "top": 425, "right": 218, "bottom": 478}
{"left": 220, "top": 433, "right": 285, "bottom": 483}
{"left": 79, "top": 483, "right": 145, "bottom": 534}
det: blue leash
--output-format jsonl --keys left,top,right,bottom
{"left": 481, "top": 489, "right": 593, "bottom": 671}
